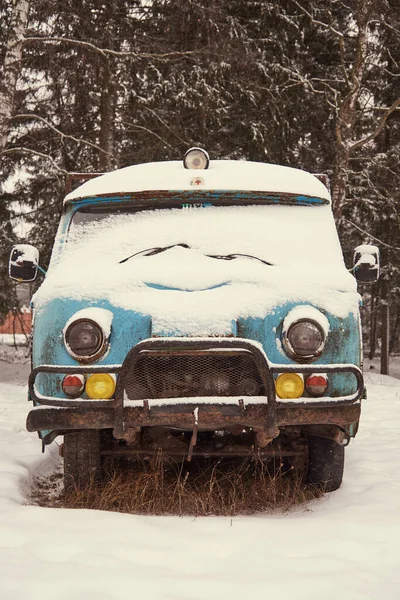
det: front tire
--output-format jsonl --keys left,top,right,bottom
{"left": 306, "top": 436, "right": 345, "bottom": 492}
{"left": 64, "top": 430, "right": 102, "bottom": 492}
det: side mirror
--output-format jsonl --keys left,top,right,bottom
{"left": 353, "top": 245, "right": 380, "bottom": 284}
{"left": 9, "top": 244, "right": 39, "bottom": 282}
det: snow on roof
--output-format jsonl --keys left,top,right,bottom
{"left": 64, "top": 160, "right": 331, "bottom": 203}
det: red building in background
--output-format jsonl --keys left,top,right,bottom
{"left": 0, "top": 310, "right": 32, "bottom": 335}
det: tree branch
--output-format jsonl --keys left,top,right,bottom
{"left": 292, "top": 1, "right": 344, "bottom": 39}
{"left": 143, "top": 107, "right": 190, "bottom": 146}
{"left": 120, "top": 120, "right": 176, "bottom": 151}
{"left": 0, "top": 147, "right": 68, "bottom": 174}
{"left": 349, "top": 97, "right": 400, "bottom": 152}
{"left": 23, "top": 36, "right": 202, "bottom": 59}
{"left": 9, "top": 201, "right": 61, "bottom": 221}
{"left": 13, "top": 113, "right": 111, "bottom": 155}
{"left": 344, "top": 218, "right": 400, "bottom": 251}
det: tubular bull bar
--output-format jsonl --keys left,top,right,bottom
{"left": 27, "top": 338, "right": 363, "bottom": 443}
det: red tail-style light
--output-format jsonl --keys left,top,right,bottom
{"left": 62, "top": 374, "right": 85, "bottom": 398}
{"left": 305, "top": 374, "right": 328, "bottom": 397}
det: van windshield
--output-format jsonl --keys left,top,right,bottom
{"left": 37, "top": 198, "right": 359, "bottom": 324}
{"left": 66, "top": 201, "right": 345, "bottom": 271}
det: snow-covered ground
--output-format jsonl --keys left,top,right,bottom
{"left": 1, "top": 353, "right": 400, "bottom": 599}
{"left": 364, "top": 355, "right": 400, "bottom": 380}
{"left": 0, "top": 333, "right": 29, "bottom": 346}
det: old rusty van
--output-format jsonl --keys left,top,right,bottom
{"left": 10, "top": 148, "right": 379, "bottom": 491}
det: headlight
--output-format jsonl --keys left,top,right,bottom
{"left": 65, "top": 319, "right": 107, "bottom": 362}
{"left": 284, "top": 320, "right": 325, "bottom": 361}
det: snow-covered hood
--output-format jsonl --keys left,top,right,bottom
{"left": 36, "top": 254, "right": 358, "bottom": 338}
{"left": 34, "top": 203, "right": 359, "bottom": 336}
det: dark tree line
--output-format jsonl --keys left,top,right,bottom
{"left": 1, "top": 0, "right": 399, "bottom": 355}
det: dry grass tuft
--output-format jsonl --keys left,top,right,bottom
{"left": 30, "top": 456, "right": 323, "bottom": 516}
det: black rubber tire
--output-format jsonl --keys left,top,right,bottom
{"left": 64, "top": 430, "right": 102, "bottom": 492}
{"left": 306, "top": 436, "right": 345, "bottom": 492}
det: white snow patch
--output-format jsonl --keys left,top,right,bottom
{"left": 282, "top": 305, "right": 330, "bottom": 336}
{"left": 63, "top": 307, "right": 113, "bottom": 337}
{"left": 356, "top": 254, "right": 376, "bottom": 266}
{"left": 355, "top": 244, "right": 379, "bottom": 255}
{"left": 10, "top": 244, "right": 38, "bottom": 264}
{"left": 0, "top": 334, "right": 29, "bottom": 346}
{"left": 124, "top": 396, "right": 269, "bottom": 408}
{"left": 354, "top": 245, "right": 379, "bottom": 268}
{"left": 276, "top": 396, "right": 360, "bottom": 405}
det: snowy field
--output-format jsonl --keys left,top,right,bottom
{"left": 364, "top": 355, "right": 400, "bottom": 380}
{"left": 1, "top": 351, "right": 400, "bottom": 599}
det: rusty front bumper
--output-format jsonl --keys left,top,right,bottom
{"left": 27, "top": 338, "right": 363, "bottom": 443}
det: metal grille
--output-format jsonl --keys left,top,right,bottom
{"left": 124, "top": 353, "right": 265, "bottom": 400}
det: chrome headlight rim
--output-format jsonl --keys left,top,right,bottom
{"left": 64, "top": 318, "right": 108, "bottom": 363}
{"left": 283, "top": 318, "right": 326, "bottom": 363}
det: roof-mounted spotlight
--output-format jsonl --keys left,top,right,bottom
{"left": 183, "top": 147, "right": 210, "bottom": 170}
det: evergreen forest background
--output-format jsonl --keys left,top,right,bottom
{"left": 1, "top": 0, "right": 399, "bottom": 359}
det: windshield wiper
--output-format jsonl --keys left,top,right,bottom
{"left": 119, "top": 243, "right": 190, "bottom": 264}
{"left": 120, "top": 245, "right": 273, "bottom": 267}
{"left": 206, "top": 253, "right": 273, "bottom": 266}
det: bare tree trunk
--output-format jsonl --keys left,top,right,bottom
{"left": 381, "top": 303, "right": 389, "bottom": 375}
{"left": 0, "top": 0, "right": 29, "bottom": 153}
{"left": 331, "top": 145, "right": 349, "bottom": 221}
{"left": 99, "top": 63, "right": 116, "bottom": 171}
{"left": 389, "top": 307, "right": 400, "bottom": 354}
{"left": 331, "top": 0, "right": 368, "bottom": 221}
{"left": 331, "top": 0, "right": 400, "bottom": 221}
{"left": 98, "top": 0, "right": 117, "bottom": 172}
{"left": 12, "top": 309, "right": 17, "bottom": 350}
